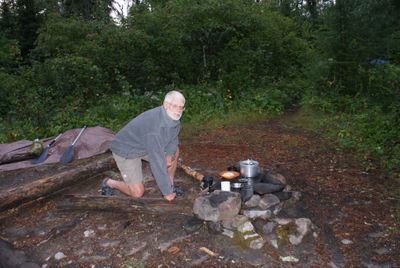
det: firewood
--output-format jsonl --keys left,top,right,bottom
{"left": 199, "top": 247, "right": 218, "bottom": 257}
{"left": 178, "top": 163, "right": 204, "bottom": 182}
{"left": 0, "top": 153, "right": 116, "bottom": 212}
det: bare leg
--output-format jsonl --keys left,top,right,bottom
{"left": 106, "top": 180, "right": 144, "bottom": 198}
{"left": 167, "top": 147, "right": 179, "bottom": 184}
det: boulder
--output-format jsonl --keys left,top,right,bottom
{"left": 193, "top": 190, "right": 241, "bottom": 222}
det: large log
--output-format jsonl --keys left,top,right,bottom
{"left": 58, "top": 194, "right": 191, "bottom": 214}
{"left": 0, "top": 153, "right": 116, "bottom": 212}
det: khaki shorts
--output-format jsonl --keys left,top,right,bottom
{"left": 112, "top": 153, "right": 149, "bottom": 185}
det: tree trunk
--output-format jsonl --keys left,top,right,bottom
{"left": 0, "top": 153, "right": 116, "bottom": 212}
{"left": 58, "top": 194, "right": 190, "bottom": 214}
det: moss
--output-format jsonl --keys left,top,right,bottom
{"left": 276, "top": 221, "right": 297, "bottom": 247}
{"left": 121, "top": 257, "right": 145, "bottom": 268}
{"left": 232, "top": 230, "right": 260, "bottom": 249}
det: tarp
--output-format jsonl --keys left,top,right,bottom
{"left": 0, "top": 126, "right": 115, "bottom": 172}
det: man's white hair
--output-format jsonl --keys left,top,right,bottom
{"left": 164, "top": 90, "right": 185, "bottom": 104}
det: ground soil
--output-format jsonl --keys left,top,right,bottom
{"left": 1, "top": 112, "right": 399, "bottom": 267}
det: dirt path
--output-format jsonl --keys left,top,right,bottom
{"left": 1, "top": 113, "right": 399, "bottom": 267}
{"left": 180, "top": 114, "right": 400, "bottom": 267}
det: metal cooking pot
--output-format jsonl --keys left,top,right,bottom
{"left": 239, "top": 159, "right": 259, "bottom": 178}
{"left": 232, "top": 182, "right": 242, "bottom": 189}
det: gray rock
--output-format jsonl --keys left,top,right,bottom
{"left": 273, "top": 218, "right": 292, "bottom": 225}
{"left": 193, "top": 190, "right": 241, "bottom": 222}
{"left": 243, "top": 209, "right": 272, "bottom": 220}
{"left": 262, "top": 172, "right": 287, "bottom": 185}
{"left": 221, "top": 215, "right": 248, "bottom": 230}
{"left": 54, "top": 252, "right": 66, "bottom": 260}
{"left": 291, "top": 191, "right": 302, "bottom": 201}
{"left": 222, "top": 229, "right": 235, "bottom": 238}
{"left": 262, "top": 221, "right": 277, "bottom": 235}
{"left": 237, "top": 221, "right": 255, "bottom": 233}
{"left": 249, "top": 238, "right": 265, "bottom": 249}
{"left": 83, "top": 229, "right": 95, "bottom": 238}
{"left": 289, "top": 218, "right": 312, "bottom": 245}
{"left": 273, "top": 191, "right": 292, "bottom": 201}
{"left": 268, "top": 234, "right": 279, "bottom": 249}
{"left": 183, "top": 216, "right": 204, "bottom": 234}
{"left": 207, "top": 221, "right": 223, "bottom": 234}
{"left": 244, "top": 195, "right": 261, "bottom": 208}
{"left": 268, "top": 173, "right": 287, "bottom": 185}
{"left": 253, "top": 183, "right": 285, "bottom": 195}
{"left": 243, "top": 233, "right": 260, "bottom": 240}
{"left": 259, "top": 194, "right": 281, "bottom": 209}
{"left": 252, "top": 218, "right": 268, "bottom": 234}
{"left": 340, "top": 239, "right": 353, "bottom": 245}
{"left": 273, "top": 202, "right": 284, "bottom": 215}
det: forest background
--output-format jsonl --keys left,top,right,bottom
{"left": 0, "top": 0, "right": 399, "bottom": 176}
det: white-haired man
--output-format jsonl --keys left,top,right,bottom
{"left": 101, "top": 90, "right": 185, "bottom": 201}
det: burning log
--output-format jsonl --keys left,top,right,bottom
{"left": 0, "top": 153, "right": 116, "bottom": 212}
{"left": 58, "top": 194, "right": 190, "bottom": 214}
{"left": 178, "top": 163, "right": 204, "bottom": 182}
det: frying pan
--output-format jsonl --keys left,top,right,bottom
{"left": 218, "top": 170, "right": 240, "bottom": 180}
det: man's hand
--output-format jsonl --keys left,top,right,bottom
{"left": 165, "top": 154, "right": 174, "bottom": 167}
{"left": 164, "top": 192, "right": 176, "bottom": 201}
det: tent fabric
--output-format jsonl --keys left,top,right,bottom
{"left": 0, "top": 126, "right": 115, "bottom": 172}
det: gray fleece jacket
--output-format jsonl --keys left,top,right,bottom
{"left": 110, "top": 106, "right": 180, "bottom": 196}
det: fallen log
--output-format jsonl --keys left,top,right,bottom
{"left": 58, "top": 194, "right": 191, "bottom": 214}
{"left": 0, "top": 153, "right": 116, "bottom": 212}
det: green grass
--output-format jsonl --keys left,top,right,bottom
{"left": 180, "top": 110, "right": 271, "bottom": 142}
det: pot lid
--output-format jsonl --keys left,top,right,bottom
{"left": 240, "top": 159, "right": 259, "bottom": 165}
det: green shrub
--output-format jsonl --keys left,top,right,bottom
{"left": 302, "top": 94, "right": 400, "bottom": 174}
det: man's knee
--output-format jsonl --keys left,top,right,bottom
{"left": 128, "top": 184, "right": 144, "bottom": 198}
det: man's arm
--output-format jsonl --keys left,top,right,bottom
{"left": 164, "top": 125, "right": 180, "bottom": 157}
{"left": 144, "top": 135, "right": 174, "bottom": 196}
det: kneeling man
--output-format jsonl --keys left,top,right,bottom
{"left": 101, "top": 90, "right": 185, "bottom": 201}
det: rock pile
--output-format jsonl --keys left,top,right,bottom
{"left": 192, "top": 172, "right": 316, "bottom": 252}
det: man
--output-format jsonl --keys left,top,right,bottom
{"left": 101, "top": 90, "right": 185, "bottom": 201}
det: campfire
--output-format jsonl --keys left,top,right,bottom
{"left": 183, "top": 159, "right": 315, "bottom": 257}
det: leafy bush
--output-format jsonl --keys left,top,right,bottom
{"left": 33, "top": 55, "right": 109, "bottom": 107}
{"left": 302, "top": 94, "right": 400, "bottom": 174}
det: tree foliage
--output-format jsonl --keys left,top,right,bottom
{"left": 0, "top": 0, "right": 399, "bottom": 173}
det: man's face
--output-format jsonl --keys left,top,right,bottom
{"left": 165, "top": 98, "right": 185, "bottom": 121}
